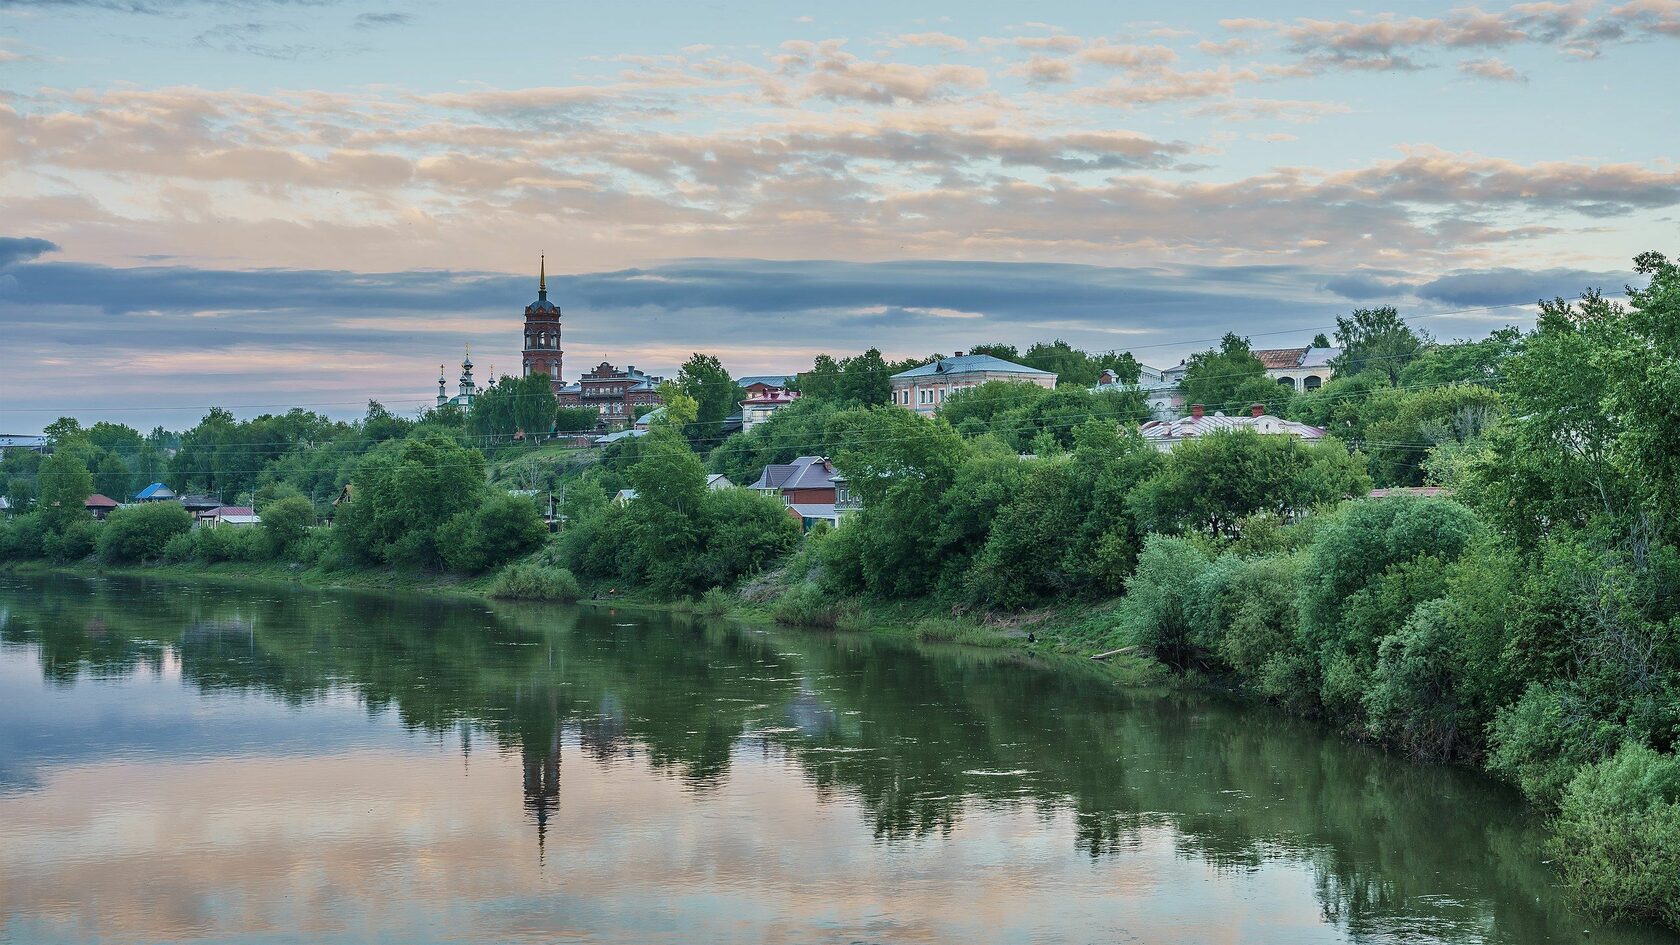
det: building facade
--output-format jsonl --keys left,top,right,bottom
{"left": 1094, "top": 364, "right": 1176, "bottom": 420}
{"left": 523, "top": 256, "right": 564, "bottom": 385}
{"left": 1254, "top": 346, "right": 1339, "bottom": 391}
{"left": 889, "top": 353, "right": 1056, "bottom": 415}
{"left": 738, "top": 376, "right": 799, "bottom": 431}
{"left": 555, "top": 362, "right": 664, "bottom": 428}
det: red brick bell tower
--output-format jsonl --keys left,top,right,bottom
{"left": 522, "top": 255, "right": 563, "bottom": 389}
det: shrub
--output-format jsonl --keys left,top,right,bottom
{"left": 439, "top": 492, "right": 548, "bottom": 573}
{"left": 1552, "top": 743, "right": 1680, "bottom": 928}
{"left": 1488, "top": 683, "right": 1621, "bottom": 808}
{"left": 192, "top": 524, "right": 267, "bottom": 563}
{"left": 259, "top": 495, "right": 316, "bottom": 558}
{"left": 0, "top": 513, "right": 47, "bottom": 561}
{"left": 98, "top": 503, "right": 193, "bottom": 564}
{"left": 489, "top": 561, "right": 581, "bottom": 602}
{"left": 1114, "top": 534, "right": 1211, "bottom": 668}
{"left": 44, "top": 516, "right": 98, "bottom": 562}
{"left": 161, "top": 531, "right": 195, "bottom": 563}
{"left": 772, "top": 582, "right": 839, "bottom": 627}
{"left": 697, "top": 587, "right": 733, "bottom": 616}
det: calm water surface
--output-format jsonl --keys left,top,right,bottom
{"left": 1, "top": 573, "right": 1673, "bottom": 945}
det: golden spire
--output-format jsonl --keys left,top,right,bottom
{"left": 539, "top": 254, "right": 547, "bottom": 292}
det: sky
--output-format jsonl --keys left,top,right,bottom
{"left": 1, "top": 0, "right": 1676, "bottom": 429}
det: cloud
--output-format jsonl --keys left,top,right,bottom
{"left": 1002, "top": 54, "right": 1077, "bottom": 84}
{"left": 1414, "top": 266, "right": 1637, "bottom": 305}
{"left": 0, "top": 236, "right": 59, "bottom": 268}
{"left": 353, "top": 12, "right": 413, "bottom": 29}
{"left": 889, "top": 32, "right": 969, "bottom": 51}
{"left": 1459, "top": 56, "right": 1527, "bottom": 80}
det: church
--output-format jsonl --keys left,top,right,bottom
{"left": 430, "top": 258, "right": 662, "bottom": 429}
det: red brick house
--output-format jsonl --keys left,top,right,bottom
{"left": 555, "top": 362, "right": 664, "bottom": 429}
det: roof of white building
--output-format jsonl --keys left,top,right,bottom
{"left": 892, "top": 354, "right": 1053, "bottom": 380}
{"left": 1139, "top": 412, "right": 1329, "bottom": 444}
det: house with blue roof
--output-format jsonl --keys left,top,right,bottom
{"left": 889, "top": 352, "right": 1057, "bottom": 416}
{"left": 133, "top": 482, "right": 178, "bottom": 502}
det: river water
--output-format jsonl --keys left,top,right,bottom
{"left": 0, "top": 573, "right": 1672, "bottom": 945}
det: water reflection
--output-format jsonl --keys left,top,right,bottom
{"left": 0, "top": 573, "right": 1671, "bottom": 945}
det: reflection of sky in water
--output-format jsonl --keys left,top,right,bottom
{"left": 0, "top": 651, "right": 422, "bottom": 795}
{"left": 3, "top": 576, "right": 1678, "bottom": 945}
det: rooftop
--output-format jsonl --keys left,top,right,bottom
{"left": 892, "top": 353, "right": 1054, "bottom": 380}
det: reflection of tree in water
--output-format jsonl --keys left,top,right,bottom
{"left": 2, "top": 574, "right": 1671, "bottom": 944}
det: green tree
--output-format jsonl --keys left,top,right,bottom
{"left": 1330, "top": 307, "right": 1426, "bottom": 384}
{"left": 554, "top": 406, "right": 599, "bottom": 432}
{"left": 1127, "top": 429, "right": 1368, "bottom": 538}
{"left": 332, "top": 435, "right": 487, "bottom": 567}
{"left": 437, "top": 492, "right": 547, "bottom": 573}
{"left": 1180, "top": 334, "right": 1290, "bottom": 414}
{"left": 91, "top": 451, "right": 131, "bottom": 499}
{"left": 98, "top": 502, "right": 193, "bottom": 564}
{"left": 36, "top": 449, "right": 94, "bottom": 532}
{"left": 259, "top": 494, "right": 317, "bottom": 558}
{"left": 838, "top": 348, "right": 893, "bottom": 406}
{"left": 676, "top": 353, "right": 743, "bottom": 437}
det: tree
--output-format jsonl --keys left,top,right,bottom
{"left": 1127, "top": 429, "right": 1368, "bottom": 538}
{"left": 260, "top": 494, "right": 317, "bottom": 558}
{"left": 98, "top": 502, "right": 193, "bottom": 564}
{"left": 653, "top": 382, "right": 699, "bottom": 430}
{"left": 554, "top": 406, "right": 599, "bottom": 432}
{"left": 36, "top": 449, "right": 94, "bottom": 532}
{"left": 1312, "top": 332, "right": 1331, "bottom": 348}
{"left": 93, "top": 451, "right": 133, "bottom": 500}
{"left": 437, "top": 492, "right": 547, "bottom": 573}
{"left": 332, "top": 435, "right": 487, "bottom": 567}
{"left": 1361, "top": 383, "right": 1503, "bottom": 486}
{"left": 794, "top": 354, "right": 842, "bottom": 400}
{"left": 838, "top": 348, "right": 892, "bottom": 406}
{"left": 1179, "top": 333, "right": 1278, "bottom": 414}
{"left": 676, "top": 353, "right": 742, "bottom": 438}
{"left": 1330, "top": 307, "right": 1426, "bottom": 384}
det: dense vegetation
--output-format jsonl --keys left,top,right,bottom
{"left": 2, "top": 252, "right": 1677, "bottom": 929}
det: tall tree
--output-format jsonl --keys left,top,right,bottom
{"left": 676, "top": 353, "right": 742, "bottom": 436}
{"left": 1331, "top": 307, "right": 1427, "bottom": 384}
{"left": 37, "top": 449, "right": 94, "bottom": 531}
{"left": 1179, "top": 333, "right": 1287, "bottom": 414}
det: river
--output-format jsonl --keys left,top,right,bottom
{"left": 0, "top": 573, "right": 1672, "bottom": 944}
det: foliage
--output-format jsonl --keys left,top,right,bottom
{"left": 437, "top": 492, "right": 548, "bottom": 573}
{"left": 1330, "top": 306, "right": 1427, "bottom": 384}
{"left": 259, "top": 495, "right": 316, "bottom": 557}
{"left": 1551, "top": 743, "right": 1680, "bottom": 928}
{"left": 1127, "top": 429, "right": 1368, "bottom": 538}
{"left": 676, "top": 353, "right": 742, "bottom": 440}
{"left": 489, "top": 561, "right": 581, "bottom": 602}
{"left": 553, "top": 406, "right": 599, "bottom": 432}
{"left": 1178, "top": 333, "right": 1277, "bottom": 414}
{"left": 97, "top": 503, "right": 194, "bottom": 564}
{"left": 1361, "top": 383, "right": 1502, "bottom": 486}
{"left": 36, "top": 449, "right": 94, "bottom": 533}
{"left": 332, "top": 434, "right": 486, "bottom": 568}
{"left": 467, "top": 372, "right": 559, "bottom": 440}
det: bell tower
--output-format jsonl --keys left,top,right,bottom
{"left": 522, "top": 255, "right": 563, "bottom": 390}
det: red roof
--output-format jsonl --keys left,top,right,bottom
{"left": 84, "top": 494, "right": 119, "bottom": 509}
{"left": 1252, "top": 346, "right": 1309, "bottom": 369}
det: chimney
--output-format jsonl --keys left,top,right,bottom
{"left": 1251, "top": 402, "right": 1265, "bottom": 418}
{"left": 954, "top": 350, "right": 964, "bottom": 358}
{"left": 1190, "top": 403, "right": 1204, "bottom": 419}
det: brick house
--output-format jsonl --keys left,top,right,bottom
{"left": 555, "top": 362, "right": 664, "bottom": 429}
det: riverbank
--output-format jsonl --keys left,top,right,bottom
{"left": 5, "top": 557, "right": 1170, "bottom": 686}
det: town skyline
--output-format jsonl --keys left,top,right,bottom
{"left": 4, "top": 0, "right": 1677, "bottom": 427}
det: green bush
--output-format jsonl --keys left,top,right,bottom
{"left": 43, "top": 516, "right": 98, "bottom": 562}
{"left": 192, "top": 524, "right": 267, "bottom": 563}
{"left": 1114, "top": 534, "right": 1211, "bottom": 668}
{"left": 259, "top": 495, "right": 316, "bottom": 558}
{"left": 1552, "top": 743, "right": 1680, "bottom": 927}
{"left": 439, "top": 492, "right": 549, "bottom": 573}
{"left": 98, "top": 503, "right": 193, "bottom": 564}
{"left": 772, "top": 582, "right": 839, "bottom": 627}
{"left": 489, "top": 561, "right": 581, "bottom": 602}
{"left": 161, "top": 531, "right": 195, "bottom": 563}
{"left": 0, "top": 513, "right": 47, "bottom": 561}
{"left": 696, "top": 587, "right": 733, "bottom": 616}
